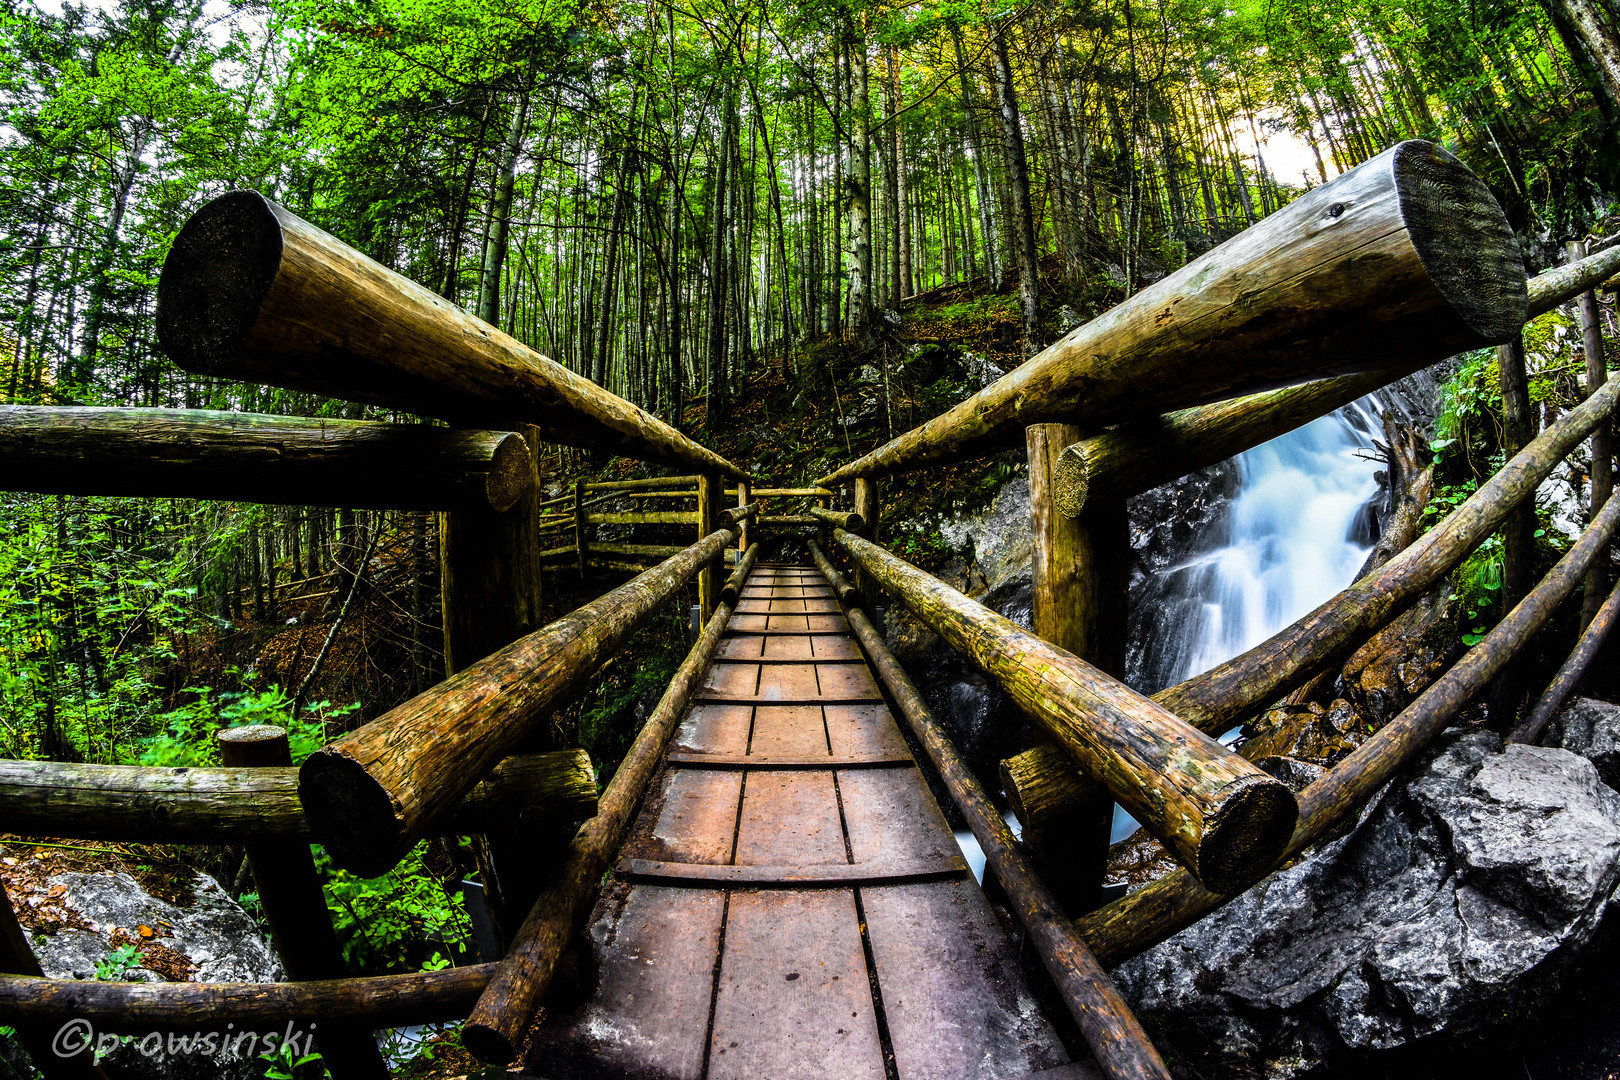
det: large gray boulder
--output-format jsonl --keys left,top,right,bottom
{"left": 10, "top": 869, "right": 287, "bottom": 1080}
{"left": 1112, "top": 732, "right": 1620, "bottom": 1077}
{"left": 1550, "top": 696, "right": 1620, "bottom": 790}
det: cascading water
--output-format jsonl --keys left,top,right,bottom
{"left": 1114, "top": 396, "right": 1393, "bottom": 842}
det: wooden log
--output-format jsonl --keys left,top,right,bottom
{"left": 736, "top": 479, "right": 751, "bottom": 552}
{"left": 1509, "top": 574, "right": 1620, "bottom": 745}
{"left": 817, "top": 493, "right": 831, "bottom": 549}
{"left": 718, "top": 542, "right": 762, "bottom": 607}
{"left": 0, "top": 751, "right": 595, "bottom": 844}
{"left": 572, "top": 478, "right": 588, "bottom": 577}
{"left": 0, "top": 966, "right": 494, "bottom": 1032}
{"left": 697, "top": 474, "right": 720, "bottom": 622}
{"left": 156, "top": 192, "right": 744, "bottom": 478}
{"left": 728, "top": 487, "right": 834, "bottom": 498}
{"left": 834, "top": 529, "right": 1297, "bottom": 893}
{"left": 1006, "top": 376, "right": 1620, "bottom": 823}
{"left": 853, "top": 478, "right": 880, "bottom": 601}
{"left": 1076, "top": 484, "right": 1620, "bottom": 969}
{"left": 0, "top": 406, "right": 533, "bottom": 512}
{"left": 583, "top": 475, "right": 703, "bottom": 492}
{"left": 1051, "top": 370, "right": 1402, "bottom": 517}
{"left": 1028, "top": 422, "right": 1121, "bottom": 913}
{"left": 216, "top": 726, "right": 387, "bottom": 1080}
{"left": 299, "top": 527, "right": 738, "bottom": 875}
{"left": 832, "top": 575, "right": 1172, "bottom": 1080}
{"left": 806, "top": 540, "right": 863, "bottom": 609}
{"left": 1525, "top": 234, "right": 1620, "bottom": 317}
{"left": 441, "top": 423, "right": 544, "bottom": 678}
{"left": 808, "top": 506, "right": 866, "bottom": 533}
{"left": 585, "top": 510, "right": 699, "bottom": 525}
{"left": 717, "top": 502, "right": 758, "bottom": 527}
{"left": 818, "top": 142, "right": 1524, "bottom": 485}
{"left": 2, "top": 865, "right": 108, "bottom": 1077}
{"left": 1490, "top": 332, "right": 1537, "bottom": 728}
{"left": 1570, "top": 240, "right": 1614, "bottom": 631}
{"left": 582, "top": 543, "right": 687, "bottom": 560}
{"left": 461, "top": 549, "right": 749, "bottom": 1064}
{"left": 758, "top": 514, "right": 820, "bottom": 526}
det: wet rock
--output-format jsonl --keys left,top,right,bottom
{"left": 935, "top": 474, "right": 1032, "bottom": 601}
{"left": 13, "top": 870, "right": 283, "bottom": 1079}
{"left": 1550, "top": 697, "right": 1620, "bottom": 790}
{"left": 1056, "top": 305, "right": 1087, "bottom": 333}
{"left": 1252, "top": 755, "right": 1327, "bottom": 793}
{"left": 1113, "top": 732, "right": 1620, "bottom": 1076}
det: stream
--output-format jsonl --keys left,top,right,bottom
{"left": 1114, "top": 396, "right": 1390, "bottom": 842}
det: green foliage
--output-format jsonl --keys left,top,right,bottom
{"left": 317, "top": 842, "right": 472, "bottom": 973}
{"left": 138, "top": 673, "right": 357, "bottom": 768}
{"left": 259, "top": 1039, "right": 324, "bottom": 1080}
{"left": 94, "top": 943, "right": 142, "bottom": 981}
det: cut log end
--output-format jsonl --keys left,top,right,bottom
{"left": 1393, "top": 141, "right": 1526, "bottom": 343}
{"left": 1197, "top": 774, "right": 1299, "bottom": 894}
{"left": 297, "top": 749, "right": 409, "bottom": 877}
{"left": 485, "top": 431, "right": 534, "bottom": 512}
{"left": 460, "top": 1022, "right": 519, "bottom": 1066}
{"left": 1051, "top": 443, "right": 1091, "bottom": 519}
{"left": 156, "top": 190, "right": 284, "bottom": 374}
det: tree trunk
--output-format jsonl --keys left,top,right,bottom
{"left": 991, "top": 17, "right": 1043, "bottom": 358}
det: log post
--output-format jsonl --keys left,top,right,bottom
{"left": 736, "top": 479, "right": 751, "bottom": 554}
{"left": 300, "top": 526, "right": 739, "bottom": 875}
{"left": 2, "top": 874, "right": 107, "bottom": 1077}
{"left": 816, "top": 493, "right": 831, "bottom": 550}
{"left": 853, "top": 477, "right": 880, "bottom": 600}
{"left": 1025, "top": 423, "right": 1124, "bottom": 914}
{"left": 808, "top": 506, "right": 866, "bottom": 532}
{"left": 1570, "top": 239, "right": 1614, "bottom": 631}
{"left": 834, "top": 529, "right": 1297, "bottom": 893}
{"left": 697, "top": 474, "right": 720, "bottom": 621}
{"left": 573, "top": 478, "right": 588, "bottom": 577}
{"left": 461, "top": 545, "right": 758, "bottom": 1064}
{"left": 216, "top": 726, "right": 388, "bottom": 1079}
{"left": 1491, "top": 333, "right": 1537, "bottom": 729}
{"left": 441, "top": 426, "right": 544, "bottom": 676}
{"left": 818, "top": 141, "right": 1525, "bottom": 485}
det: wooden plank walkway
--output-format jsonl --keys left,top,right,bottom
{"left": 526, "top": 564, "right": 1098, "bottom": 1080}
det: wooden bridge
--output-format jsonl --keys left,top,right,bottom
{"left": 2, "top": 140, "right": 1619, "bottom": 1080}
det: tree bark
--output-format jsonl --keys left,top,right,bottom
{"left": 991, "top": 17, "right": 1043, "bottom": 359}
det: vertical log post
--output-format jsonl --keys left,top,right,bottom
{"left": 216, "top": 726, "right": 387, "bottom": 1079}
{"left": 853, "top": 476, "right": 879, "bottom": 599}
{"left": 1492, "top": 333, "right": 1537, "bottom": 728}
{"left": 572, "top": 477, "right": 588, "bottom": 577}
{"left": 736, "top": 478, "right": 752, "bottom": 557}
{"left": 1571, "top": 240, "right": 1614, "bottom": 631}
{"left": 1025, "top": 423, "right": 1125, "bottom": 914}
{"left": 441, "top": 428, "right": 553, "bottom": 945}
{"left": 816, "top": 492, "right": 831, "bottom": 551}
{"left": 698, "top": 473, "right": 720, "bottom": 620}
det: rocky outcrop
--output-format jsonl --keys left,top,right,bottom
{"left": 1112, "top": 731, "right": 1620, "bottom": 1076}
{"left": 7, "top": 868, "right": 286, "bottom": 1080}
{"left": 1550, "top": 696, "right": 1620, "bottom": 789}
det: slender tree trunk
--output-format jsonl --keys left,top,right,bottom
{"left": 479, "top": 65, "right": 535, "bottom": 328}
{"left": 990, "top": 17, "right": 1042, "bottom": 358}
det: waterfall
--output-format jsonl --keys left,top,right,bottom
{"left": 1114, "top": 396, "right": 1390, "bottom": 842}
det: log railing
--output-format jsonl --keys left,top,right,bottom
{"left": 807, "top": 139, "right": 1619, "bottom": 1080}
{"left": 1, "top": 189, "right": 755, "bottom": 1079}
